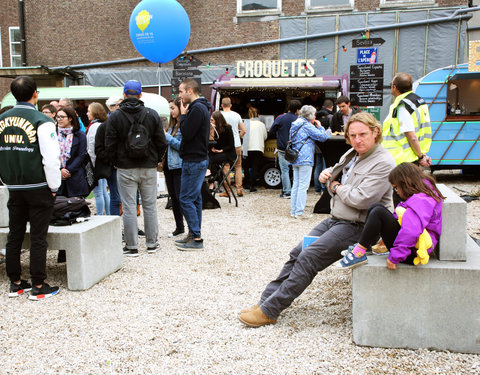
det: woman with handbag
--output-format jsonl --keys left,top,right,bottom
{"left": 289, "top": 105, "right": 330, "bottom": 218}
{"left": 164, "top": 97, "right": 185, "bottom": 238}
{"left": 87, "top": 102, "right": 110, "bottom": 215}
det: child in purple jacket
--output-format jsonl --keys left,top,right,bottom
{"left": 339, "top": 162, "right": 444, "bottom": 269}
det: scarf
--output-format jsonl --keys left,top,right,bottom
{"left": 57, "top": 127, "right": 74, "bottom": 168}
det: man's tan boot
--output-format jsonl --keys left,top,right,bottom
{"left": 239, "top": 307, "right": 277, "bottom": 327}
{"left": 240, "top": 304, "right": 259, "bottom": 314}
{"left": 237, "top": 187, "right": 243, "bottom": 197}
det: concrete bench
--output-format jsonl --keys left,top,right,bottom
{"left": 0, "top": 216, "right": 123, "bottom": 291}
{"left": 352, "top": 184, "right": 480, "bottom": 354}
{"left": 437, "top": 184, "right": 467, "bottom": 260}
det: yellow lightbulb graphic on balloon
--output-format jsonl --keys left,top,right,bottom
{"left": 136, "top": 10, "right": 152, "bottom": 32}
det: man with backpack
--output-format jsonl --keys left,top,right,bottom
{"left": 105, "top": 80, "right": 167, "bottom": 257}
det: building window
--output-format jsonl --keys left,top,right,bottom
{"left": 238, "top": 0, "right": 281, "bottom": 14}
{"left": 9, "top": 27, "right": 22, "bottom": 67}
{"left": 379, "top": 0, "right": 434, "bottom": 7}
{"left": 306, "top": 0, "right": 353, "bottom": 9}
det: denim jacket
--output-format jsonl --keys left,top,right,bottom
{"left": 165, "top": 128, "right": 183, "bottom": 170}
{"left": 289, "top": 117, "right": 329, "bottom": 166}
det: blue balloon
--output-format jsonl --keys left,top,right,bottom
{"left": 129, "top": 0, "right": 191, "bottom": 64}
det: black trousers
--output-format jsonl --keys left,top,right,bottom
{"left": 6, "top": 187, "right": 55, "bottom": 285}
{"left": 164, "top": 168, "right": 184, "bottom": 231}
{"left": 243, "top": 151, "right": 263, "bottom": 189}
{"left": 359, "top": 202, "right": 415, "bottom": 265}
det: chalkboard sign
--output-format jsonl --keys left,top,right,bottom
{"left": 350, "top": 64, "right": 384, "bottom": 106}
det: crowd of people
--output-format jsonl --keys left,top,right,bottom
{"left": 0, "top": 72, "right": 441, "bottom": 326}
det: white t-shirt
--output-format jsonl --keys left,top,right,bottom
{"left": 397, "top": 105, "right": 415, "bottom": 133}
{"left": 221, "top": 110, "right": 243, "bottom": 147}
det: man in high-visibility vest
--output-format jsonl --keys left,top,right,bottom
{"left": 382, "top": 72, "right": 432, "bottom": 167}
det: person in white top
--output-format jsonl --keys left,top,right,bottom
{"left": 243, "top": 107, "right": 267, "bottom": 192}
{"left": 220, "top": 97, "right": 246, "bottom": 196}
{"left": 86, "top": 102, "right": 110, "bottom": 215}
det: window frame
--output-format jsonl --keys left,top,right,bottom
{"left": 379, "top": 0, "right": 435, "bottom": 9}
{"left": 9, "top": 26, "right": 22, "bottom": 67}
{"left": 305, "top": 0, "right": 354, "bottom": 12}
{"left": 237, "top": 0, "right": 282, "bottom": 16}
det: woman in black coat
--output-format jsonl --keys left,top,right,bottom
{"left": 56, "top": 106, "right": 90, "bottom": 198}
{"left": 208, "top": 111, "right": 236, "bottom": 197}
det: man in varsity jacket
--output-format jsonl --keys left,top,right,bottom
{"left": 0, "top": 76, "right": 61, "bottom": 300}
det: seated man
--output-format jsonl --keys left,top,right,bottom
{"left": 239, "top": 112, "right": 396, "bottom": 327}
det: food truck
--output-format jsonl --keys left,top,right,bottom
{"left": 414, "top": 63, "right": 480, "bottom": 173}
{"left": 211, "top": 59, "right": 348, "bottom": 188}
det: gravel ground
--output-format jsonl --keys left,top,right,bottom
{"left": 0, "top": 170, "right": 479, "bottom": 374}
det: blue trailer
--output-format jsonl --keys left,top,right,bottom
{"left": 415, "top": 63, "right": 480, "bottom": 171}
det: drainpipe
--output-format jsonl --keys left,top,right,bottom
{"left": 18, "top": 0, "right": 27, "bottom": 66}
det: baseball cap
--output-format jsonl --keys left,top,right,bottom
{"left": 123, "top": 80, "right": 142, "bottom": 95}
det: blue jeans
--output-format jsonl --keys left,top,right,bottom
{"left": 107, "top": 170, "right": 121, "bottom": 216}
{"left": 180, "top": 159, "right": 208, "bottom": 239}
{"left": 290, "top": 165, "right": 312, "bottom": 216}
{"left": 93, "top": 178, "right": 110, "bottom": 215}
{"left": 277, "top": 150, "right": 291, "bottom": 195}
{"left": 314, "top": 153, "right": 325, "bottom": 192}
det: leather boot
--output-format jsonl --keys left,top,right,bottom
{"left": 237, "top": 187, "right": 243, "bottom": 197}
{"left": 239, "top": 307, "right": 277, "bottom": 327}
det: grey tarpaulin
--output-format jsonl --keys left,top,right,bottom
{"left": 279, "top": 7, "right": 467, "bottom": 120}
{"left": 83, "top": 66, "right": 232, "bottom": 88}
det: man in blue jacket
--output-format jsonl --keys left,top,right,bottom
{"left": 175, "top": 78, "right": 212, "bottom": 251}
{"left": 268, "top": 100, "right": 302, "bottom": 198}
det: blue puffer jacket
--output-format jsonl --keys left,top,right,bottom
{"left": 289, "top": 117, "right": 329, "bottom": 166}
{"left": 165, "top": 128, "right": 183, "bottom": 170}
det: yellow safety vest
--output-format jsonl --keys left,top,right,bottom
{"left": 382, "top": 91, "right": 432, "bottom": 165}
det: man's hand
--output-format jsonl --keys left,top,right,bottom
{"left": 319, "top": 168, "right": 332, "bottom": 184}
{"left": 180, "top": 101, "right": 188, "bottom": 115}
{"left": 386, "top": 259, "right": 397, "bottom": 270}
{"left": 419, "top": 154, "right": 432, "bottom": 167}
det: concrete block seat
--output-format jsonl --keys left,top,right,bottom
{"left": 352, "top": 237, "right": 480, "bottom": 354}
{"left": 351, "top": 183, "right": 480, "bottom": 354}
{"left": 0, "top": 216, "right": 123, "bottom": 291}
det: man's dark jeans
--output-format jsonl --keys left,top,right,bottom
{"left": 6, "top": 187, "right": 55, "bottom": 286}
{"left": 259, "top": 217, "right": 364, "bottom": 319}
{"left": 179, "top": 159, "right": 208, "bottom": 238}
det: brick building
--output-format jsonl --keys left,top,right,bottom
{"left": 0, "top": 0, "right": 476, "bottom": 114}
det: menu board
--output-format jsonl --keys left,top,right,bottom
{"left": 349, "top": 64, "right": 384, "bottom": 106}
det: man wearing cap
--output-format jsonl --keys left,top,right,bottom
{"left": 105, "top": 80, "right": 167, "bottom": 257}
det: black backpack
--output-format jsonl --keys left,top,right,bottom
{"left": 120, "top": 109, "right": 151, "bottom": 159}
{"left": 50, "top": 196, "right": 91, "bottom": 226}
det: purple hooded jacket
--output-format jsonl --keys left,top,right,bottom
{"left": 390, "top": 181, "right": 443, "bottom": 264}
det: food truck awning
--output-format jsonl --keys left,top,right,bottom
{"left": 212, "top": 77, "right": 343, "bottom": 90}
{"left": 449, "top": 72, "right": 480, "bottom": 81}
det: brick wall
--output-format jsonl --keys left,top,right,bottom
{"left": 0, "top": 0, "right": 18, "bottom": 102}
{"left": 23, "top": 0, "right": 143, "bottom": 67}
